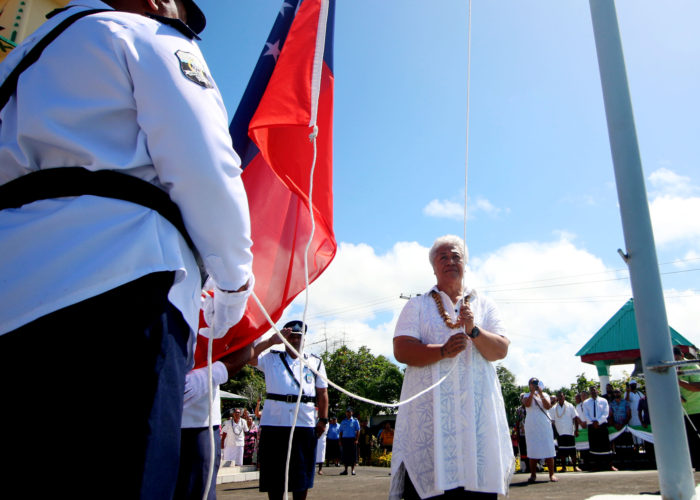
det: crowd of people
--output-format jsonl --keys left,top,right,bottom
{"left": 513, "top": 361, "right": 700, "bottom": 482}
{"left": 219, "top": 402, "right": 397, "bottom": 477}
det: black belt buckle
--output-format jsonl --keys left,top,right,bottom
{"left": 285, "top": 395, "right": 297, "bottom": 403}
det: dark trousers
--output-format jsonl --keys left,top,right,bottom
{"left": 685, "top": 412, "right": 700, "bottom": 468}
{"left": 403, "top": 473, "right": 496, "bottom": 500}
{"left": 0, "top": 272, "right": 189, "bottom": 499}
{"left": 175, "top": 426, "right": 222, "bottom": 500}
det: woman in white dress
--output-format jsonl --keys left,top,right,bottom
{"left": 391, "top": 235, "right": 513, "bottom": 499}
{"left": 523, "top": 378, "right": 557, "bottom": 483}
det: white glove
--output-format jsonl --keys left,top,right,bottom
{"left": 183, "top": 361, "right": 229, "bottom": 408}
{"left": 201, "top": 275, "right": 255, "bottom": 339}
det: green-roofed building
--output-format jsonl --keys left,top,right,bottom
{"left": 576, "top": 298, "right": 697, "bottom": 390}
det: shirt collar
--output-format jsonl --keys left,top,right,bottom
{"left": 51, "top": 1, "right": 200, "bottom": 40}
{"left": 429, "top": 285, "right": 479, "bottom": 302}
{"left": 146, "top": 13, "right": 200, "bottom": 40}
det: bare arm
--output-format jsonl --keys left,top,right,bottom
{"left": 393, "top": 332, "right": 468, "bottom": 367}
{"left": 315, "top": 387, "right": 329, "bottom": 437}
{"left": 459, "top": 302, "right": 509, "bottom": 361}
{"left": 470, "top": 328, "right": 510, "bottom": 361}
{"left": 219, "top": 342, "right": 254, "bottom": 377}
{"left": 540, "top": 392, "right": 552, "bottom": 410}
{"left": 248, "top": 328, "right": 292, "bottom": 367}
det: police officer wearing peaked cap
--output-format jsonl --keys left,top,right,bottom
{"left": 250, "top": 321, "right": 329, "bottom": 499}
{"left": 0, "top": 0, "right": 254, "bottom": 497}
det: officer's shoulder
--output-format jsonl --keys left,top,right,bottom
{"left": 80, "top": 10, "right": 192, "bottom": 41}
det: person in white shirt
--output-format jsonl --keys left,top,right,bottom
{"left": 250, "top": 321, "right": 329, "bottom": 500}
{"left": 0, "top": 1, "right": 252, "bottom": 496}
{"left": 582, "top": 385, "right": 618, "bottom": 471}
{"left": 625, "top": 380, "right": 643, "bottom": 427}
{"left": 549, "top": 391, "right": 582, "bottom": 472}
{"left": 625, "top": 379, "right": 645, "bottom": 447}
{"left": 222, "top": 408, "right": 249, "bottom": 466}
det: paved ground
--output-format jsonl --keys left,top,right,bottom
{"left": 217, "top": 467, "right": 700, "bottom": 499}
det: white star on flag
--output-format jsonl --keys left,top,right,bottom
{"left": 279, "top": 2, "right": 293, "bottom": 16}
{"left": 264, "top": 40, "right": 281, "bottom": 61}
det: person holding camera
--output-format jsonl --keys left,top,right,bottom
{"left": 523, "top": 378, "right": 558, "bottom": 483}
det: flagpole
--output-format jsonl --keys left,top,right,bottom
{"left": 588, "top": 2, "right": 694, "bottom": 499}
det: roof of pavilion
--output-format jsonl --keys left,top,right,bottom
{"left": 576, "top": 299, "right": 696, "bottom": 365}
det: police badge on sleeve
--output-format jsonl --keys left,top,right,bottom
{"left": 175, "top": 50, "right": 214, "bottom": 89}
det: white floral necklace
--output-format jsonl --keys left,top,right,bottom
{"left": 232, "top": 419, "right": 243, "bottom": 435}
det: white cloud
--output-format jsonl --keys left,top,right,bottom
{"left": 473, "top": 197, "right": 508, "bottom": 216}
{"left": 643, "top": 168, "right": 700, "bottom": 248}
{"left": 266, "top": 235, "right": 700, "bottom": 393}
{"left": 673, "top": 250, "right": 700, "bottom": 269}
{"left": 649, "top": 195, "right": 700, "bottom": 246}
{"left": 423, "top": 199, "right": 463, "bottom": 220}
{"left": 423, "top": 197, "right": 507, "bottom": 220}
{"left": 469, "top": 237, "right": 633, "bottom": 387}
{"left": 648, "top": 167, "right": 695, "bottom": 197}
{"left": 665, "top": 291, "right": 700, "bottom": 347}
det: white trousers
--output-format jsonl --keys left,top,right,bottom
{"left": 223, "top": 444, "right": 244, "bottom": 465}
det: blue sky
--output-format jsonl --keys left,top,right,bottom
{"left": 197, "top": 0, "right": 700, "bottom": 388}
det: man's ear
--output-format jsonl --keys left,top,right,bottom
{"left": 145, "top": 0, "right": 158, "bottom": 12}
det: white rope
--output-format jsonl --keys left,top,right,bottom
{"left": 282, "top": 123, "right": 320, "bottom": 497}
{"left": 202, "top": 333, "right": 215, "bottom": 500}
{"left": 251, "top": 292, "right": 460, "bottom": 408}
{"left": 463, "top": 0, "right": 472, "bottom": 267}
{"left": 281, "top": 0, "right": 329, "bottom": 492}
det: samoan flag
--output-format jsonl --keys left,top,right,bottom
{"left": 194, "top": 0, "right": 336, "bottom": 367}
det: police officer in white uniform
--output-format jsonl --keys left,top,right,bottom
{"left": 251, "top": 321, "right": 329, "bottom": 500}
{"left": 0, "top": 1, "right": 253, "bottom": 497}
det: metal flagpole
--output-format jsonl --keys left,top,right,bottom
{"left": 588, "top": 2, "right": 695, "bottom": 498}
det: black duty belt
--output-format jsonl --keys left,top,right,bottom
{"left": 266, "top": 393, "right": 316, "bottom": 404}
{"left": 0, "top": 167, "right": 195, "bottom": 253}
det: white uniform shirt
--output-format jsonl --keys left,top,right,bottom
{"left": 549, "top": 401, "right": 578, "bottom": 436}
{"left": 0, "top": 0, "right": 252, "bottom": 345}
{"left": 582, "top": 396, "right": 609, "bottom": 425}
{"left": 256, "top": 349, "right": 327, "bottom": 428}
{"left": 390, "top": 286, "right": 513, "bottom": 499}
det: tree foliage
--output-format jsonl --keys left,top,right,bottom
{"left": 496, "top": 364, "right": 521, "bottom": 426}
{"left": 321, "top": 345, "right": 404, "bottom": 421}
{"left": 221, "top": 364, "right": 266, "bottom": 416}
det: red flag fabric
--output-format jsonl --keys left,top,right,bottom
{"left": 194, "top": 0, "right": 336, "bottom": 367}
